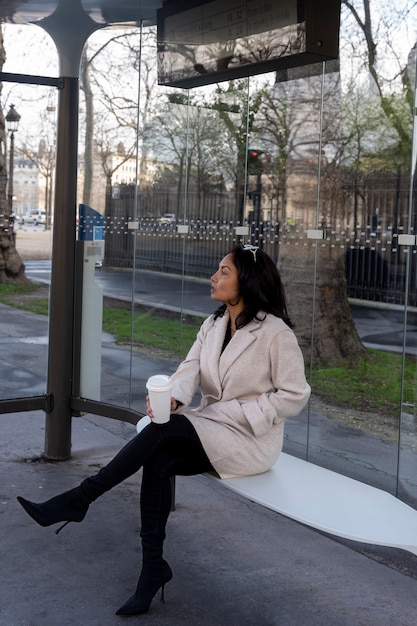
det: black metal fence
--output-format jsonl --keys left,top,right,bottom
{"left": 98, "top": 176, "right": 417, "bottom": 307}
{"left": 104, "top": 216, "right": 279, "bottom": 275}
{"left": 99, "top": 214, "right": 417, "bottom": 307}
{"left": 345, "top": 235, "right": 410, "bottom": 304}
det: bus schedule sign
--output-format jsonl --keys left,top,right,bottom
{"left": 157, "top": 0, "right": 341, "bottom": 88}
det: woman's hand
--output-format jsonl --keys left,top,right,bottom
{"left": 146, "top": 395, "right": 179, "bottom": 419}
{"left": 145, "top": 395, "right": 153, "bottom": 418}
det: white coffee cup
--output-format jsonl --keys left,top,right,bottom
{"left": 146, "top": 374, "right": 173, "bottom": 424}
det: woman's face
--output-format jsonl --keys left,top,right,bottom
{"left": 210, "top": 253, "right": 240, "bottom": 305}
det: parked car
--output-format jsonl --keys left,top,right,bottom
{"left": 158, "top": 213, "right": 176, "bottom": 225}
{"left": 21, "top": 209, "right": 47, "bottom": 226}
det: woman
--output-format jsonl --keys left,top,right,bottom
{"left": 17, "top": 244, "right": 310, "bottom": 617}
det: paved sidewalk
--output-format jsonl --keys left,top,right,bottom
{"left": 2, "top": 409, "right": 417, "bottom": 626}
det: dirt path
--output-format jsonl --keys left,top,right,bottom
{"left": 15, "top": 227, "right": 53, "bottom": 260}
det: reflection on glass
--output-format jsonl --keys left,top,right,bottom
{"left": 157, "top": 0, "right": 340, "bottom": 87}
{"left": 90, "top": 19, "right": 417, "bottom": 506}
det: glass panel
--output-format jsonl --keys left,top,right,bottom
{"left": 77, "top": 11, "right": 417, "bottom": 505}
{"left": 397, "top": 41, "right": 417, "bottom": 508}
{"left": 282, "top": 54, "right": 404, "bottom": 495}
{"left": 0, "top": 24, "right": 58, "bottom": 401}
{"left": 277, "top": 2, "right": 417, "bottom": 507}
{"left": 397, "top": 251, "right": 417, "bottom": 507}
{"left": 76, "top": 26, "right": 145, "bottom": 415}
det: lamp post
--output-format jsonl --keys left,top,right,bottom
{"left": 5, "top": 104, "right": 21, "bottom": 214}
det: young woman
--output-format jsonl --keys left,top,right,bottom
{"left": 17, "top": 244, "right": 311, "bottom": 617}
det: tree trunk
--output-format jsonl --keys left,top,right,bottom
{"left": 0, "top": 25, "right": 27, "bottom": 284}
{"left": 280, "top": 237, "right": 366, "bottom": 368}
{"left": 81, "top": 46, "right": 94, "bottom": 206}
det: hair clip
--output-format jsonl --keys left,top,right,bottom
{"left": 242, "top": 244, "right": 258, "bottom": 262}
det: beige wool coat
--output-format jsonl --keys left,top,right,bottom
{"left": 171, "top": 310, "right": 311, "bottom": 479}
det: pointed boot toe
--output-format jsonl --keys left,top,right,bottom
{"left": 17, "top": 496, "right": 51, "bottom": 527}
{"left": 116, "top": 561, "right": 173, "bottom": 616}
{"left": 17, "top": 486, "right": 90, "bottom": 532}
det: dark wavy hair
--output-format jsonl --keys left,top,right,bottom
{"left": 213, "top": 245, "right": 293, "bottom": 329}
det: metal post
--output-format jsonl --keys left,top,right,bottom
{"left": 44, "top": 77, "right": 79, "bottom": 460}
{"left": 6, "top": 103, "right": 21, "bottom": 214}
{"left": 8, "top": 131, "right": 14, "bottom": 213}
{"left": 252, "top": 171, "right": 262, "bottom": 246}
{"left": 36, "top": 0, "right": 102, "bottom": 459}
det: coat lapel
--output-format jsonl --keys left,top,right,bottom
{"left": 204, "top": 313, "right": 229, "bottom": 394}
{"left": 218, "top": 317, "right": 261, "bottom": 381}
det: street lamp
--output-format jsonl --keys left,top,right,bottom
{"left": 6, "top": 104, "right": 21, "bottom": 213}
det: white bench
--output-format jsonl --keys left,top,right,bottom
{"left": 205, "top": 452, "right": 417, "bottom": 557}
{"left": 136, "top": 419, "right": 417, "bottom": 556}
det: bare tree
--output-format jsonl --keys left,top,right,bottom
{"left": 80, "top": 32, "right": 141, "bottom": 207}
{"left": 257, "top": 65, "right": 366, "bottom": 367}
{"left": 0, "top": 23, "right": 26, "bottom": 284}
{"left": 79, "top": 28, "right": 161, "bottom": 214}
{"left": 212, "top": 80, "right": 268, "bottom": 221}
{"left": 255, "top": 1, "right": 416, "bottom": 367}
{"left": 343, "top": 0, "right": 415, "bottom": 159}
{"left": 20, "top": 105, "right": 56, "bottom": 230}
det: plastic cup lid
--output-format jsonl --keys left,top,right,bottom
{"left": 146, "top": 374, "right": 172, "bottom": 392}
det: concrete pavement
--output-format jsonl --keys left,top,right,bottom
{"left": 3, "top": 409, "right": 417, "bottom": 626}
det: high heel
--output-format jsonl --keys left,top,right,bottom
{"left": 17, "top": 486, "right": 90, "bottom": 533}
{"left": 116, "top": 560, "right": 173, "bottom": 616}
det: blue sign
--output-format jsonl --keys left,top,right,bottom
{"left": 93, "top": 226, "right": 104, "bottom": 241}
{"left": 78, "top": 204, "right": 105, "bottom": 241}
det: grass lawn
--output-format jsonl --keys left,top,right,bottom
{"left": 0, "top": 282, "right": 415, "bottom": 417}
{"left": 311, "top": 349, "right": 415, "bottom": 413}
{"left": 102, "top": 306, "right": 201, "bottom": 358}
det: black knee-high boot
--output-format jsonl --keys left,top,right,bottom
{"left": 115, "top": 558, "right": 173, "bottom": 616}
{"left": 115, "top": 440, "right": 214, "bottom": 617}
{"left": 17, "top": 416, "right": 214, "bottom": 616}
{"left": 17, "top": 480, "right": 94, "bottom": 534}
{"left": 16, "top": 415, "right": 211, "bottom": 535}
{"left": 115, "top": 455, "right": 175, "bottom": 616}
{"left": 15, "top": 436, "right": 147, "bottom": 535}
{"left": 16, "top": 419, "right": 173, "bottom": 532}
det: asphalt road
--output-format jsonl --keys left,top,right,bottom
{"left": 24, "top": 260, "right": 417, "bottom": 355}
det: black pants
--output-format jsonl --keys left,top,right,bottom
{"left": 82, "top": 414, "right": 214, "bottom": 561}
